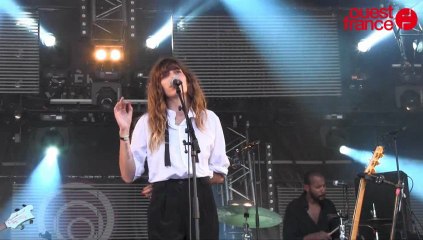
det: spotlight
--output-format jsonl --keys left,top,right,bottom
{"left": 94, "top": 49, "right": 107, "bottom": 61}
{"left": 339, "top": 145, "right": 351, "bottom": 155}
{"left": 110, "top": 49, "right": 122, "bottom": 61}
{"left": 413, "top": 39, "right": 423, "bottom": 53}
{"left": 41, "top": 33, "right": 56, "bottom": 47}
{"left": 357, "top": 40, "right": 371, "bottom": 53}
{"left": 146, "top": 36, "right": 159, "bottom": 49}
{"left": 145, "top": 18, "right": 172, "bottom": 49}
{"left": 395, "top": 85, "right": 423, "bottom": 110}
{"left": 45, "top": 146, "right": 59, "bottom": 158}
{"left": 93, "top": 45, "right": 124, "bottom": 62}
{"left": 228, "top": 199, "right": 254, "bottom": 207}
{"left": 14, "top": 108, "right": 22, "bottom": 120}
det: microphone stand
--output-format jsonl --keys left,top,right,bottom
{"left": 340, "top": 184, "right": 349, "bottom": 240}
{"left": 245, "top": 121, "right": 260, "bottom": 239}
{"left": 176, "top": 85, "right": 201, "bottom": 240}
{"left": 389, "top": 133, "right": 407, "bottom": 240}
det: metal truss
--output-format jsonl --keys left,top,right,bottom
{"left": 223, "top": 121, "right": 257, "bottom": 206}
{"left": 91, "top": 0, "right": 127, "bottom": 43}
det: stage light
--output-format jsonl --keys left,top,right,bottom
{"left": 228, "top": 199, "right": 253, "bottom": 207}
{"left": 110, "top": 49, "right": 122, "bottom": 61}
{"left": 400, "top": 89, "right": 421, "bottom": 111}
{"left": 41, "top": 127, "right": 65, "bottom": 150}
{"left": 146, "top": 36, "right": 159, "bottom": 49}
{"left": 80, "top": 0, "right": 90, "bottom": 37}
{"left": 94, "top": 45, "right": 124, "bottom": 62}
{"left": 128, "top": 0, "right": 136, "bottom": 38}
{"left": 413, "top": 39, "right": 423, "bottom": 53}
{"left": 91, "top": 82, "right": 121, "bottom": 110}
{"left": 41, "top": 32, "right": 56, "bottom": 47}
{"left": 40, "top": 26, "right": 56, "bottom": 47}
{"left": 357, "top": 30, "right": 392, "bottom": 53}
{"left": 14, "top": 108, "right": 22, "bottom": 120}
{"left": 96, "top": 87, "right": 117, "bottom": 110}
{"left": 95, "top": 49, "right": 107, "bottom": 61}
{"left": 145, "top": 18, "right": 172, "bottom": 49}
{"left": 339, "top": 145, "right": 351, "bottom": 155}
{"left": 357, "top": 40, "right": 372, "bottom": 53}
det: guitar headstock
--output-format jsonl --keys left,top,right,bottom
{"left": 5, "top": 205, "right": 35, "bottom": 230}
{"left": 364, "top": 146, "right": 384, "bottom": 175}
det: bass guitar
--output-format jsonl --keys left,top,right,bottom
{"left": 350, "top": 146, "right": 384, "bottom": 240}
{"left": 0, "top": 204, "right": 35, "bottom": 232}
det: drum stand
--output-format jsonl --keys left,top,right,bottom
{"left": 339, "top": 213, "right": 347, "bottom": 240}
{"left": 241, "top": 212, "right": 253, "bottom": 240}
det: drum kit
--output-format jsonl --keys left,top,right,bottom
{"left": 336, "top": 215, "right": 393, "bottom": 240}
{"left": 217, "top": 204, "right": 282, "bottom": 239}
{"left": 217, "top": 204, "right": 392, "bottom": 240}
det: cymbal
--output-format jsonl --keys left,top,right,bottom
{"left": 217, "top": 205, "right": 282, "bottom": 228}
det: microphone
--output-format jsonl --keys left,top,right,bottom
{"left": 333, "top": 180, "right": 348, "bottom": 187}
{"left": 172, "top": 78, "right": 182, "bottom": 88}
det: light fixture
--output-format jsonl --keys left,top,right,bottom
{"left": 265, "top": 143, "right": 275, "bottom": 212}
{"left": 413, "top": 39, "right": 423, "bottom": 53}
{"left": 357, "top": 39, "right": 372, "bottom": 53}
{"left": 320, "top": 125, "right": 347, "bottom": 150}
{"left": 95, "top": 49, "right": 107, "bottom": 61}
{"left": 145, "top": 18, "right": 172, "bottom": 49}
{"left": 93, "top": 45, "right": 124, "bottom": 62}
{"left": 400, "top": 89, "right": 421, "bottom": 111}
{"left": 110, "top": 49, "right": 122, "bottom": 61}
{"left": 40, "top": 127, "right": 65, "bottom": 149}
{"left": 228, "top": 199, "right": 254, "bottom": 208}
{"left": 14, "top": 107, "right": 23, "bottom": 120}
{"left": 80, "top": 0, "right": 89, "bottom": 37}
{"left": 91, "top": 82, "right": 121, "bottom": 110}
{"left": 128, "top": 0, "right": 136, "bottom": 38}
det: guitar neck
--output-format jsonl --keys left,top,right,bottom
{"left": 350, "top": 178, "right": 367, "bottom": 240}
{"left": 0, "top": 223, "right": 6, "bottom": 232}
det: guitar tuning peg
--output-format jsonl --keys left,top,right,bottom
{"left": 20, "top": 225, "right": 24, "bottom": 230}
{"left": 22, "top": 204, "right": 27, "bottom": 207}
{"left": 29, "top": 220, "right": 34, "bottom": 224}
{"left": 15, "top": 208, "right": 20, "bottom": 212}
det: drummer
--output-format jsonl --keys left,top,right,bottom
{"left": 283, "top": 170, "right": 340, "bottom": 240}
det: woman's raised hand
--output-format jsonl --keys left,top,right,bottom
{"left": 114, "top": 97, "right": 133, "bottom": 135}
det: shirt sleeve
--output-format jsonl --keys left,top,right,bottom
{"left": 208, "top": 111, "right": 230, "bottom": 175}
{"left": 283, "top": 202, "right": 303, "bottom": 240}
{"left": 327, "top": 200, "right": 340, "bottom": 238}
{"left": 130, "top": 114, "right": 148, "bottom": 181}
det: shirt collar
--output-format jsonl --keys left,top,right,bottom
{"left": 300, "top": 191, "right": 325, "bottom": 209}
{"left": 166, "top": 109, "right": 196, "bottom": 128}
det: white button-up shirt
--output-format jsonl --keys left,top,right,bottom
{"left": 131, "top": 109, "right": 230, "bottom": 183}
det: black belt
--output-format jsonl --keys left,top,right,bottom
{"left": 153, "top": 177, "right": 210, "bottom": 186}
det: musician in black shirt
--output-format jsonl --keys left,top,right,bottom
{"left": 283, "top": 170, "right": 339, "bottom": 240}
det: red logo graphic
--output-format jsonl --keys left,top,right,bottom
{"left": 395, "top": 8, "right": 418, "bottom": 30}
{"left": 343, "top": 6, "right": 418, "bottom": 31}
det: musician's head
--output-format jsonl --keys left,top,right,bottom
{"left": 303, "top": 170, "right": 326, "bottom": 202}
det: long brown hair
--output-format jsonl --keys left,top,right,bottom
{"left": 147, "top": 57, "right": 207, "bottom": 152}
